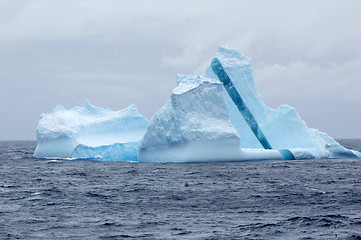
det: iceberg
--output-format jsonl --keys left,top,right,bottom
{"left": 34, "top": 102, "right": 149, "bottom": 161}
{"left": 204, "top": 45, "right": 359, "bottom": 159}
{"left": 34, "top": 45, "right": 360, "bottom": 162}
{"left": 138, "top": 76, "right": 243, "bottom": 162}
{"left": 138, "top": 46, "right": 360, "bottom": 162}
{"left": 138, "top": 75, "right": 286, "bottom": 162}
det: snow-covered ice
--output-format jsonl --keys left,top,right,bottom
{"left": 34, "top": 102, "right": 148, "bottom": 161}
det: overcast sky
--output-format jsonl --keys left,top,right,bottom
{"left": 0, "top": 0, "right": 360, "bottom": 140}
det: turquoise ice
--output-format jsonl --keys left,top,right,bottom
{"left": 211, "top": 58, "right": 272, "bottom": 150}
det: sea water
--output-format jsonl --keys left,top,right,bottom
{"left": 1, "top": 140, "right": 361, "bottom": 239}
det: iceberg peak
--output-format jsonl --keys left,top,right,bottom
{"left": 83, "top": 101, "right": 108, "bottom": 115}
{"left": 217, "top": 45, "right": 252, "bottom": 65}
{"left": 50, "top": 104, "right": 66, "bottom": 113}
{"left": 174, "top": 75, "right": 220, "bottom": 95}
{"left": 123, "top": 103, "right": 141, "bottom": 115}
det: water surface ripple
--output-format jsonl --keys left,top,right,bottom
{"left": 1, "top": 140, "right": 361, "bottom": 239}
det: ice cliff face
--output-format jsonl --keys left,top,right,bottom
{"left": 34, "top": 102, "right": 148, "bottom": 161}
{"left": 138, "top": 75, "right": 242, "bottom": 162}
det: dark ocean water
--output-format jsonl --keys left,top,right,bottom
{"left": 1, "top": 140, "right": 361, "bottom": 240}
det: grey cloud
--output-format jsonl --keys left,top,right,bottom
{"left": 0, "top": 0, "right": 360, "bottom": 139}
